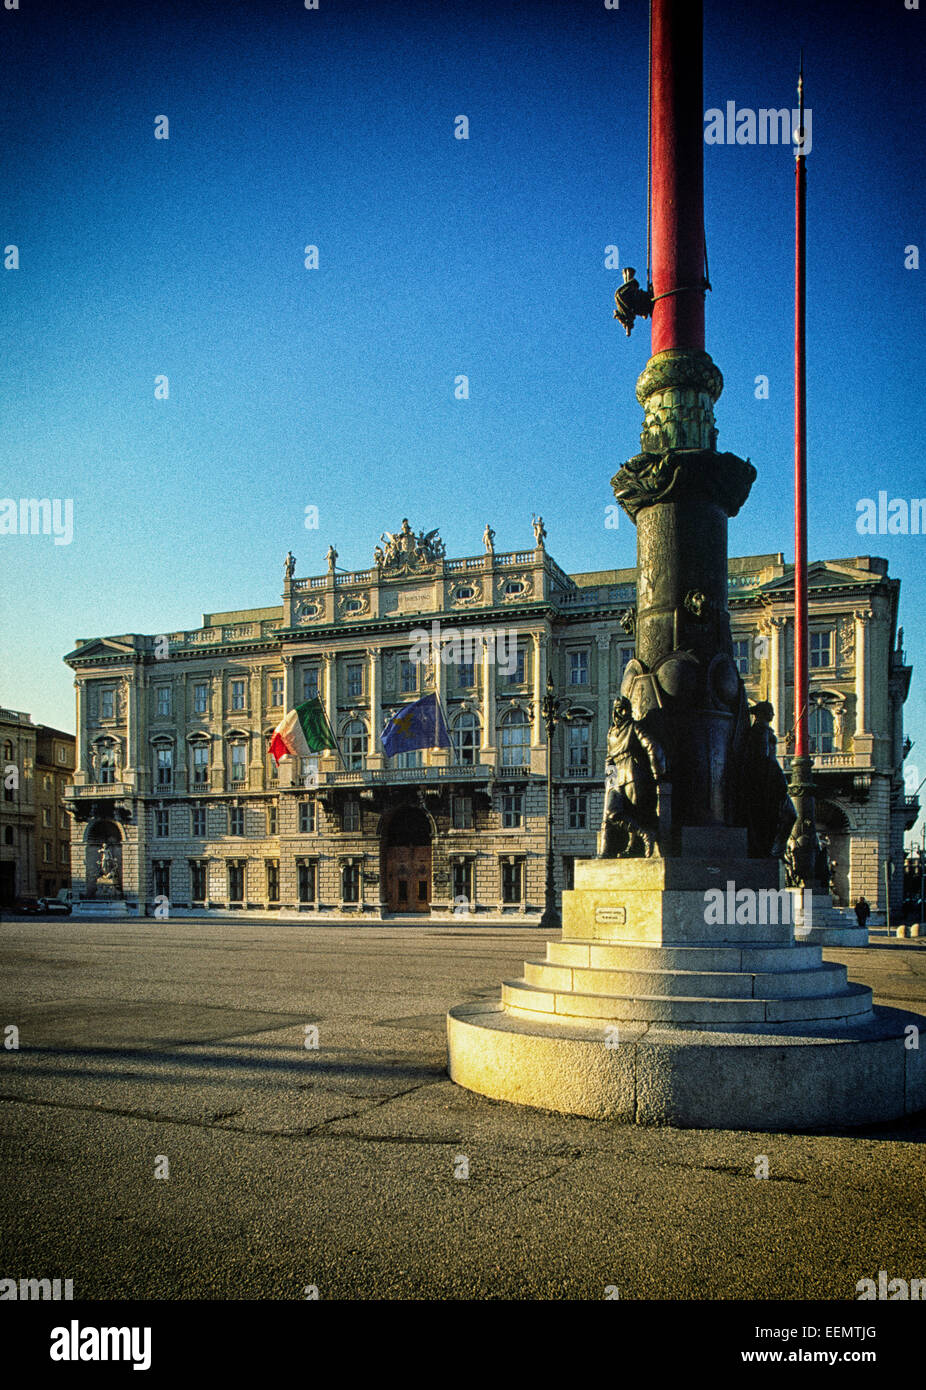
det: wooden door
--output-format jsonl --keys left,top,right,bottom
{"left": 385, "top": 844, "right": 431, "bottom": 913}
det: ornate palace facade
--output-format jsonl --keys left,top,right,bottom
{"left": 63, "top": 528, "right": 916, "bottom": 917}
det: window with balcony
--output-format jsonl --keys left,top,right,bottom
{"left": 192, "top": 743, "right": 209, "bottom": 786}
{"left": 453, "top": 711, "right": 479, "bottom": 765}
{"left": 155, "top": 746, "right": 173, "bottom": 787}
{"left": 809, "top": 705, "right": 834, "bottom": 755}
{"left": 499, "top": 709, "right": 529, "bottom": 768}
{"left": 343, "top": 720, "right": 367, "bottom": 771}
{"left": 393, "top": 749, "right": 423, "bottom": 769}
{"left": 567, "top": 723, "right": 590, "bottom": 776}
{"left": 230, "top": 743, "right": 247, "bottom": 784}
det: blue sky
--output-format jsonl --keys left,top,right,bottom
{"left": 1, "top": 0, "right": 924, "bottom": 831}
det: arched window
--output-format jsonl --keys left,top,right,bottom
{"left": 96, "top": 739, "right": 116, "bottom": 784}
{"left": 567, "top": 721, "right": 591, "bottom": 775}
{"left": 499, "top": 709, "right": 530, "bottom": 768}
{"left": 343, "top": 719, "right": 368, "bottom": 771}
{"left": 809, "top": 705, "right": 834, "bottom": 755}
{"left": 453, "top": 711, "right": 479, "bottom": 765}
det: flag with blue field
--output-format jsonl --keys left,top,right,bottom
{"left": 381, "top": 691, "right": 450, "bottom": 757}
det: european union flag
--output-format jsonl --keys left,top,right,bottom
{"left": 381, "top": 691, "right": 450, "bottom": 757}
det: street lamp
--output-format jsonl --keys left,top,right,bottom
{"left": 538, "top": 674, "right": 572, "bottom": 931}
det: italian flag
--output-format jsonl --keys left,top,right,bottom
{"left": 269, "top": 698, "right": 336, "bottom": 763}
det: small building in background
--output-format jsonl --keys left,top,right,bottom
{"left": 0, "top": 709, "right": 75, "bottom": 906}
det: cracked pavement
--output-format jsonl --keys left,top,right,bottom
{"left": 1, "top": 919, "right": 925, "bottom": 1299}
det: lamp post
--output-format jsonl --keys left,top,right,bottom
{"left": 538, "top": 674, "right": 571, "bottom": 931}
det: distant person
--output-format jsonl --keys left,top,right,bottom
{"left": 853, "top": 896, "right": 871, "bottom": 930}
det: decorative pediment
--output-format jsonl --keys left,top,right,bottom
{"left": 66, "top": 637, "right": 138, "bottom": 664}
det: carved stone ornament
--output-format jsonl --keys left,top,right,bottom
{"left": 497, "top": 573, "right": 533, "bottom": 601}
{"left": 295, "top": 600, "right": 322, "bottom": 623}
{"left": 337, "top": 591, "right": 370, "bottom": 619}
{"left": 449, "top": 580, "right": 483, "bottom": 607}
{"left": 611, "top": 447, "right": 756, "bottom": 523}
{"left": 377, "top": 519, "right": 446, "bottom": 576}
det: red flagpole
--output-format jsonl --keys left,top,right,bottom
{"left": 793, "top": 60, "right": 808, "bottom": 761}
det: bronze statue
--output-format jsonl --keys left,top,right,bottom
{"left": 613, "top": 267, "right": 654, "bottom": 338}
{"left": 743, "top": 701, "right": 795, "bottom": 858}
{"left": 284, "top": 550, "right": 296, "bottom": 580}
{"left": 598, "top": 697, "right": 668, "bottom": 858}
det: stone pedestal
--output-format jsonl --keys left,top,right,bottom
{"left": 790, "top": 891, "right": 870, "bottom": 948}
{"left": 447, "top": 855, "right": 926, "bottom": 1129}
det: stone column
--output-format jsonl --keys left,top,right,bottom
{"left": 595, "top": 633, "right": 611, "bottom": 748}
{"left": 282, "top": 654, "right": 294, "bottom": 710}
{"left": 854, "top": 610, "right": 871, "bottom": 735}
{"left": 368, "top": 647, "right": 383, "bottom": 769}
{"left": 74, "top": 680, "right": 86, "bottom": 779}
{"left": 531, "top": 632, "right": 545, "bottom": 747}
{"left": 481, "top": 636, "right": 496, "bottom": 757}
{"left": 769, "top": 616, "right": 786, "bottom": 740}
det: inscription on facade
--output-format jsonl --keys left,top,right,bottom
{"left": 595, "top": 906, "right": 627, "bottom": 924}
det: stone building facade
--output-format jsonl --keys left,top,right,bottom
{"left": 62, "top": 529, "right": 916, "bottom": 918}
{"left": 1, "top": 709, "right": 75, "bottom": 906}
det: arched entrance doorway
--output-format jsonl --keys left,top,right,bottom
{"left": 382, "top": 806, "right": 432, "bottom": 914}
{"left": 816, "top": 800, "right": 850, "bottom": 905}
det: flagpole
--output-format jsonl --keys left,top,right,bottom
{"left": 786, "top": 53, "right": 819, "bottom": 891}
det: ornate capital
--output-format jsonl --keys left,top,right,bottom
{"left": 611, "top": 447, "right": 756, "bottom": 523}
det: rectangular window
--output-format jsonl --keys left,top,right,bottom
{"left": 298, "top": 860, "right": 317, "bottom": 904}
{"left": 810, "top": 630, "right": 832, "bottom": 668}
{"left": 341, "top": 861, "right": 360, "bottom": 903}
{"left": 192, "top": 744, "right": 209, "bottom": 785}
{"left": 43, "top": 774, "right": 52, "bottom": 794}
{"left": 230, "top": 679, "right": 246, "bottom": 711}
{"left": 451, "top": 795, "right": 473, "bottom": 830}
{"left": 42, "top": 841, "right": 51, "bottom": 863}
{"left": 230, "top": 745, "right": 247, "bottom": 783}
{"left": 732, "top": 638, "right": 751, "bottom": 676}
{"left": 501, "top": 859, "right": 523, "bottom": 904}
{"left": 400, "top": 659, "right": 417, "bottom": 694}
{"left": 156, "top": 686, "right": 171, "bottom": 717}
{"left": 569, "top": 650, "right": 589, "bottom": 685}
{"left": 393, "top": 749, "right": 423, "bottom": 769}
{"left": 506, "top": 647, "right": 526, "bottom": 685}
{"left": 59, "top": 842, "right": 69, "bottom": 864}
{"left": 567, "top": 724, "right": 590, "bottom": 774}
{"left": 57, "top": 746, "right": 67, "bottom": 765}
{"left": 502, "top": 794, "right": 523, "bottom": 829}
{"left": 342, "top": 800, "right": 360, "bottom": 832}
{"left": 59, "top": 809, "right": 68, "bottom": 829}
{"left": 452, "top": 860, "right": 473, "bottom": 908}
{"left": 267, "top": 804, "right": 278, "bottom": 835}
{"left": 153, "top": 861, "right": 170, "bottom": 898}
{"left": 270, "top": 676, "right": 284, "bottom": 707}
{"left": 190, "top": 860, "right": 207, "bottom": 902}
{"left": 457, "top": 657, "right": 475, "bottom": 688}
{"left": 100, "top": 689, "right": 114, "bottom": 719}
{"left": 42, "top": 807, "right": 52, "bottom": 827}
{"left": 567, "top": 794, "right": 588, "bottom": 830}
{"left": 155, "top": 808, "right": 169, "bottom": 838}
{"left": 266, "top": 860, "right": 279, "bottom": 903}
{"left": 193, "top": 682, "right": 208, "bottom": 714}
{"left": 303, "top": 668, "right": 319, "bottom": 702}
{"left": 299, "top": 800, "right": 316, "bottom": 834}
{"left": 229, "top": 807, "right": 244, "bottom": 836}
{"left": 228, "top": 862, "right": 245, "bottom": 902}
{"left": 191, "top": 806, "right": 206, "bottom": 837}
{"left": 562, "top": 855, "right": 575, "bottom": 891}
{"left": 156, "top": 747, "right": 173, "bottom": 786}
{"left": 619, "top": 647, "right": 634, "bottom": 679}
{"left": 346, "top": 664, "right": 363, "bottom": 698}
